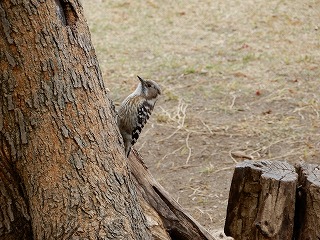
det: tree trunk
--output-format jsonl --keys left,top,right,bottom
{"left": 0, "top": 1, "right": 151, "bottom": 239}
{"left": 224, "top": 160, "right": 297, "bottom": 240}
{"left": 294, "top": 162, "right": 320, "bottom": 240}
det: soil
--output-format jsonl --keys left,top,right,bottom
{"left": 83, "top": 0, "right": 320, "bottom": 233}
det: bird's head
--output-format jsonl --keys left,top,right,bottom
{"left": 137, "top": 75, "right": 161, "bottom": 100}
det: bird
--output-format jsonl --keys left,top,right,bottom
{"left": 117, "top": 76, "right": 161, "bottom": 157}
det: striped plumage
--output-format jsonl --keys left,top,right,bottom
{"left": 117, "top": 76, "right": 161, "bottom": 157}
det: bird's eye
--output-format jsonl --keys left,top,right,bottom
{"left": 146, "top": 83, "right": 151, "bottom": 88}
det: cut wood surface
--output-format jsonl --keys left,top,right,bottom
{"left": 224, "top": 160, "right": 298, "bottom": 240}
{"left": 295, "top": 162, "right": 320, "bottom": 240}
{"left": 129, "top": 150, "right": 216, "bottom": 240}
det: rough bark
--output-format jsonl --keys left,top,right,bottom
{"left": 129, "top": 150, "right": 216, "bottom": 240}
{"left": 224, "top": 160, "right": 298, "bottom": 240}
{"left": 0, "top": 159, "right": 32, "bottom": 239}
{"left": 0, "top": 1, "right": 151, "bottom": 239}
{"left": 294, "top": 162, "right": 320, "bottom": 240}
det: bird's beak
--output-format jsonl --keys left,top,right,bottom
{"left": 137, "top": 75, "right": 145, "bottom": 84}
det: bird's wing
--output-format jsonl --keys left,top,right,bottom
{"left": 131, "top": 100, "right": 154, "bottom": 145}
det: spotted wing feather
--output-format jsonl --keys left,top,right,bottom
{"left": 131, "top": 101, "right": 154, "bottom": 145}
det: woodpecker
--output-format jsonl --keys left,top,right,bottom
{"left": 117, "top": 76, "right": 161, "bottom": 157}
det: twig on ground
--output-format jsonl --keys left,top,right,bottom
{"left": 185, "top": 132, "right": 192, "bottom": 164}
{"left": 212, "top": 166, "right": 234, "bottom": 174}
{"left": 200, "top": 119, "right": 214, "bottom": 135}
{"left": 157, "top": 146, "right": 184, "bottom": 168}
{"left": 158, "top": 99, "right": 188, "bottom": 142}
{"left": 229, "top": 94, "right": 237, "bottom": 109}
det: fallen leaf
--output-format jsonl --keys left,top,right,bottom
{"left": 231, "top": 151, "right": 253, "bottom": 160}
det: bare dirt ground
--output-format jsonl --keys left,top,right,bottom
{"left": 83, "top": 0, "right": 320, "bottom": 233}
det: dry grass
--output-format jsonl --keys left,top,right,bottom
{"left": 83, "top": 0, "right": 320, "bottom": 231}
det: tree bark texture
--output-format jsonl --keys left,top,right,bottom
{"left": 294, "top": 162, "right": 320, "bottom": 240}
{"left": 0, "top": 1, "right": 152, "bottom": 239}
{"left": 224, "top": 160, "right": 297, "bottom": 240}
{"left": 129, "top": 150, "right": 216, "bottom": 240}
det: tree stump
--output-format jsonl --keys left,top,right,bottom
{"left": 224, "top": 160, "right": 298, "bottom": 240}
{"left": 294, "top": 162, "right": 320, "bottom": 240}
